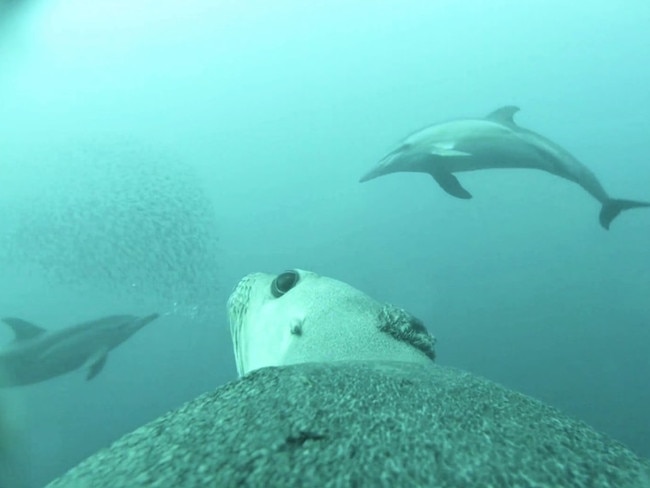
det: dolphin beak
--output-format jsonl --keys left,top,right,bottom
{"left": 359, "top": 165, "right": 384, "bottom": 183}
{"left": 359, "top": 151, "right": 398, "bottom": 183}
{"left": 133, "top": 313, "right": 160, "bottom": 331}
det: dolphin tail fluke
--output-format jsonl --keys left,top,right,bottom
{"left": 599, "top": 199, "right": 650, "bottom": 229}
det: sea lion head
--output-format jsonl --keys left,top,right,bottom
{"left": 227, "top": 269, "right": 436, "bottom": 376}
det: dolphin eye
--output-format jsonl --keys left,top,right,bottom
{"left": 271, "top": 270, "right": 300, "bottom": 298}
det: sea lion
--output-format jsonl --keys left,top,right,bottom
{"left": 227, "top": 269, "right": 435, "bottom": 376}
{"left": 46, "top": 270, "right": 650, "bottom": 487}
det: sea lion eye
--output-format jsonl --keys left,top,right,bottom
{"left": 271, "top": 270, "right": 300, "bottom": 298}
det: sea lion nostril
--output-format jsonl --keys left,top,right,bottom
{"left": 271, "top": 270, "right": 300, "bottom": 298}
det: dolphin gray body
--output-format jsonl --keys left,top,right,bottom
{"left": 359, "top": 106, "right": 650, "bottom": 229}
{"left": 0, "top": 313, "right": 159, "bottom": 387}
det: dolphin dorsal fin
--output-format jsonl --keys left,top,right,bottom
{"left": 486, "top": 105, "right": 520, "bottom": 125}
{"left": 1, "top": 317, "right": 47, "bottom": 341}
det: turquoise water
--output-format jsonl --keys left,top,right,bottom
{"left": 0, "top": 1, "right": 649, "bottom": 486}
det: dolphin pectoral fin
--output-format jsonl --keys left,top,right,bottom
{"left": 486, "top": 106, "right": 520, "bottom": 126}
{"left": 599, "top": 198, "right": 650, "bottom": 229}
{"left": 430, "top": 171, "right": 473, "bottom": 199}
{"left": 1, "top": 318, "right": 47, "bottom": 342}
{"left": 86, "top": 351, "right": 108, "bottom": 381}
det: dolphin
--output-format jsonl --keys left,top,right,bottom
{"left": 0, "top": 313, "right": 159, "bottom": 387}
{"left": 359, "top": 106, "right": 650, "bottom": 229}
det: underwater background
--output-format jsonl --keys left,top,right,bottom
{"left": 0, "top": 0, "right": 648, "bottom": 486}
